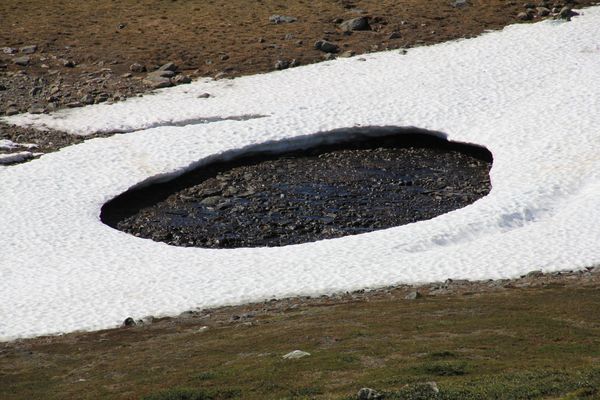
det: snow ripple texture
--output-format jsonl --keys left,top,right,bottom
{"left": 2, "top": 8, "right": 600, "bottom": 340}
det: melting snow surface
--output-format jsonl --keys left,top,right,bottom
{"left": 2, "top": 8, "right": 600, "bottom": 340}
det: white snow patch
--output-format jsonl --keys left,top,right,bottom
{"left": 2, "top": 8, "right": 600, "bottom": 340}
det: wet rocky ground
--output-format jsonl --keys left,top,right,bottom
{"left": 104, "top": 134, "right": 492, "bottom": 248}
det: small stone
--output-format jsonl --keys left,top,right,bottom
{"left": 314, "top": 40, "right": 339, "bottom": 53}
{"left": 339, "top": 50, "right": 355, "bottom": 58}
{"left": 556, "top": 6, "right": 577, "bottom": 21}
{"left": 29, "top": 87, "right": 42, "bottom": 96}
{"left": 121, "top": 72, "right": 133, "bottom": 78}
{"left": 81, "top": 94, "right": 95, "bottom": 105}
{"left": 144, "top": 75, "right": 173, "bottom": 89}
{"left": 2, "top": 47, "right": 17, "bottom": 54}
{"left": 219, "top": 54, "right": 229, "bottom": 61}
{"left": 405, "top": 290, "right": 422, "bottom": 300}
{"left": 158, "top": 62, "right": 178, "bottom": 72}
{"left": 269, "top": 15, "right": 297, "bottom": 24}
{"left": 198, "top": 93, "right": 211, "bottom": 99}
{"left": 63, "top": 60, "right": 76, "bottom": 68}
{"left": 289, "top": 59, "right": 300, "bottom": 68}
{"left": 274, "top": 59, "right": 290, "bottom": 70}
{"left": 129, "top": 63, "right": 146, "bottom": 73}
{"left": 28, "top": 105, "right": 46, "bottom": 114}
{"left": 452, "top": 0, "right": 469, "bottom": 7}
{"left": 357, "top": 387, "right": 383, "bottom": 400}
{"left": 67, "top": 102, "right": 83, "bottom": 108}
{"left": 123, "top": 317, "right": 136, "bottom": 327}
{"left": 283, "top": 350, "right": 311, "bottom": 359}
{"left": 200, "top": 196, "right": 222, "bottom": 207}
{"left": 339, "top": 16, "right": 371, "bottom": 32}
{"left": 388, "top": 31, "right": 402, "bottom": 39}
{"left": 525, "top": 270, "right": 544, "bottom": 278}
{"left": 537, "top": 7, "right": 550, "bottom": 16}
{"left": 96, "top": 93, "right": 110, "bottom": 103}
{"left": 0, "top": 84, "right": 6, "bottom": 91}
{"left": 20, "top": 45, "right": 37, "bottom": 54}
{"left": 148, "top": 70, "right": 175, "bottom": 78}
{"left": 517, "top": 11, "right": 533, "bottom": 20}
{"left": 14, "top": 56, "right": 31, "bottom": 66}
{"left": 173, "top": 74, "right": 192, "bottom": 85}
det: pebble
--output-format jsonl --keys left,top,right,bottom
{"left": 314, "top": 40, "right": 340, "bottom": 53}
{"left": 129, "top": 63, "right": 146, "bottom": 73}
{"left": 340, "top": 16, "right": 371, "bottom": 32}
{"left": 28, "top": 105, "right": 46, "bottom": 114}
{"left": 158, "top": 62, "right": 178, "bottom": 72}
{"left": 274, "top": 59, "right": 290, "bottom": 70}
{"left": 357, "top": 388, "right": 383, "bottom": 400}
{"left": 172, "top": 74, "right": 192, "bottom": 85}
{"left": 20, "top": 45, "right": 37, "bottom": 54}
{"left": 405, "top": 290, "right": 422, "bottom": 300}
{"left": 517, "top": 11, "right": 533, "bottom": 20}
{"left": 81, "top": 94, "right": 95, "bottom": 105}
{"left": 14, "top": 56, "right": 31, "bottom": 66}
{"left": 269, "top": 15, "right": 297, "bottom": 24}
{"left": 63, "top": 60, "right": 76, "bottom": 68}
{"left": 282, "top": 350, "right": 311, "bottom": 359}
{"left": 144, "top": 75, "right": 173, "bottom": 89}
{"left": 5, "top": 106, "right": 19, "bottom": 116}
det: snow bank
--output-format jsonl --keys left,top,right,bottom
{"left": 1, "top": 8, "right": 600, "bottom": 340}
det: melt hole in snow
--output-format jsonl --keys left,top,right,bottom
{"left": 101, "top": 128, "right": 492, "bottom": 248}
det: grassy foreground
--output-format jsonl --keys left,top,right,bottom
{"left": 2, "top": 278, "right": 600, "bottom": 399}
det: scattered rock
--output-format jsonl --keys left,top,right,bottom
{"left": 14, "top": 56, "right": 31, "bottom": 66}
{"left": 283, "top": 350, "right": 311, "bottom": 359}
{"left": 405, "top": 290, "right": 422, "bottom": 300}
{"left": 314, "top": 40, "right": 340, "bottom": 53}
{"left": 269, "top": 15, "right": 297, "bottom": 24}
{"left": 357, "top": 387, "right": 383, "bottom": 400}
{"left": 555, "top": 6, "right": 578, "bottom": 21}
{"left": 198, "top": 93, "right": 211, "bottom": 99}
{"left": 81, "top": 94, "right": 95, "bottom": 105}
{"left": 172, "top": 74, "right": 192, "bottom": 84}
{"left": 28, "top": 105, "right": 46, "bottom": 114}
{"left": 66, "top": 101, "right": 83, "bottom": 108}
{"left": 20, "top": 45, "right": 37, "bottom": 54}
{"left": 517, "top": 11, "right": 533, "bottom": 20}
{"left": 339, "top": 50, "right": 356, "bottom": 58}
{"left": 340, "top": 16, "right": 371, "bottom": 32}
{"left": 274, "top": 59, "right": 290, "bottom": 70}
{"left": 388, "top": 31, "right": 402, "bottom": 39}
{"left": 525, "top": 270, "right": 544, "bottom": 278}
{"left": 200, "top": 196, "right": 222, "bottom": 207}
{"left": 0, "top": 84, "right": 6, "bottom": 91}
{"left": 144, "top": 75, "right": 173, "bottom": 89}
{"left": 2, "top": 47, "right": 17, "bottom": 54}
{"left": 122, "top": 317, "right": 136, "bottom": 327}
{"left": 96, "top": 93, "right": 110, "bottom": 103}
{"left": 129, "top": 63, "right": 146, "bottom": 73}
{"left": 452, "top": 0, "right": 469, "bottom": 7}
{"left": 158, "top": 62, "right": 178, "bottom": 72}
{"left": 537, "top": 7, "right": 551, "bottom": 16}
{"left": 0, "top": 151, "right": 35, "bottom": 165}
{"left": 63, "top": 60, "right": 76, "bottom": 68}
